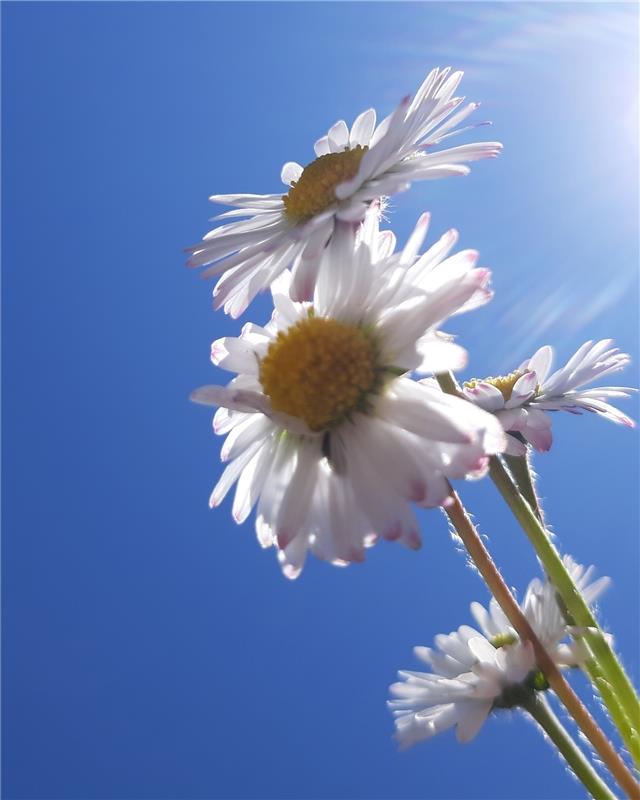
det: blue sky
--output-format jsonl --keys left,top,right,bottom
{"left": 2, "top": 3, "right": 638, "bottom": 798}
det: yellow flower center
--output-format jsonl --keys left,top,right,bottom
{"left": 490, "top": 632, "right": 518, "bottom": 649}
{"left": 465, "top": 370, "right": 534, "bottom": 402}
{"left": 282, "top": 146, "right": 368, "bottom": 224}
{"left": 259, "top": 315, "right": 379, "bottom": 431}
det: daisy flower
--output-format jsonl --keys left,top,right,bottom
{"left": 389, "top": 625, "right": 536, "bottom": 746}
{"left": 191, "top": 211, "right": 505, "bottom": 578}
{"left": 471, "top": 556, "right": 610, "bottom": 669}
{"left": 187, "top": 67, "right": 502, "bottom": 317}
{"left": 388, "top": 557, "right": 609, "bottom": 746}
{"left": 462, "top": 340, "right": 635, "bottom": 454}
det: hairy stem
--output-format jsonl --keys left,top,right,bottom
{"left": 503, "top": 449, "right": 543, "bottom": 522}
{"left": 503, "top": 449, "right": 639, "bottom": 762}
{"left": 523, "top": 694, "right": 616, "bottom": 799}
{"left": 443, "top": 488, "right": 639, "bottom": 798}
{"left": 489, "top": 455, "right": 640, "bottom": 765}
{"left": 436, "top": 369, "right": 640, "bottom": 764}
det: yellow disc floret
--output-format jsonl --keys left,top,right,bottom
{"left": 490, "top": 632, "right": 518, "bottom": 649}
{"left": 465, "top": 370, "right": 535, "bottom": 402}
{"left": 282, "top": 146, "right": 368, "bottom": 224}
{"left": 259, "top": 315, "right": 378, "bottom": 431}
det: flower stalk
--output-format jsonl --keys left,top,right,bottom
{"left": 505, "top": 449, "right": 639, "bottom": 763}
{"left": 443, "top": 487, "right": 640, "bottom": 798}
{"left": 488, "top": 454, "right": 640, "bottom": 765}
{"left": 436, "top": 369, "right": 640, "bottom": 765}
{"left": 503, "top": 449, "right": 543, "bottom": 522}
{"left": 523, "top": 694, "right": 616, "bottom": 800}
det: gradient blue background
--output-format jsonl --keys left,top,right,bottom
{"left": 2, "top": 3, "right": 638, "bottom": 798}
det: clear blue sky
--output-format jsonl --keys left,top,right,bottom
{"left": 2, "top": 3, "right": 638, "bottom": 798}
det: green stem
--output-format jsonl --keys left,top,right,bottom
{"left": 513, "top": 450, "right": 640, "bottom": 766}
{"left": 433, "top": 369, "right": 461, "bottom": 396}
{"left": 524, "top": 694, "right": 616, "bottom": 800}
{"left": 503, "top": 449, "right": 543, "bottom": 522}
{"left": 436, "top": 370, "right": 640, "bottom": 765}
{"left": 443, "top": 489, "right": 639, "bottom": 797}
{"left": 593, "top": 673, "right": 640, "bottom": 767}
{"left": 489, "top": 454, "right": 640, "bottom": 765}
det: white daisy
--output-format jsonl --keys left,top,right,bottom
{"left": 471, "top": 556, "right": 610, "bottom": 669}
{"left": 191, "top": 212, "right": 506, "bottom": 577}
{"left": 462, "top": 340, "right": 635, "bottom": 454}
{"left": 187, "top": 67, "right": 502, "bottom": 317}
{"left": 388, "top": 557, "right": 609, "bottom": 747}
{"left": 388, "top": 625, "right": 535, "bottom": 747}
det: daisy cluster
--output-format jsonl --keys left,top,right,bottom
{"left": 186, "top": 66, "right": 640, "bottom": 792}
{"left": 189, "top": 67, "right": 634, "bottom": 579}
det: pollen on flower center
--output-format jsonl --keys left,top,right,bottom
{"left": 465, "top": 370, "right": 534, "bottom": 402}
{"left": 282, "top": 146, "right": 368, "bottom": 223}
{"left": 259, "top": 315, "right": 378, "bottom": 431}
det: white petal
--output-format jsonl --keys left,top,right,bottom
{"left": 470, "top": 602, "right": 502, "bottom": 639}
{"left": 504, "top": 434, "right": 527, "bottom": 456}
{"left": 463, "top": 382, "right": 505, "bottom": 412}
{"left": 231, "top": 435, "right": 277, "bottom": 524}
{"left": 349, "top": 108, "right": 376, "bottom": 147}
{"left": 468, "top": 636, "right": 499, "bottom": 664}
{"left": 280, "top": 161, "right": 303, "bottom": 187}
{"left": 314, "top": 135, "right": 331, "bottom": 157}
{"left": 455, "top": 700, "right": 492, "bottom": 743}
{"left": 211, "top": 336, "right": 260, "bottom": 375}
{"left": 526, "top": 345, "right": 554, "bottom": 384}
{"left": 277, "top": 533, "right": 310, "bottom": 580}
{"left": 327, "top": 119, "right": 349, "bottom": 151}
{"left": 335, "top": 202, "right": 369, "bottom": 222}
{"left": 290, "top": 222, "right": 333, "bottom": 302}
{"left": 377, "top": 384, "right": 475, "bottom": 445}
{"left": 521, "top": 409, "right": 553, "bottom": 452}
{"left": 376, "top": 295, "right": 433, "bottom": 366}
{"left": 400, "top": 212, "right": 431, "bottom": 266}
{"left": 221, "top": 415, "right": 273, "bottom": 463}
{"left": 415, "top": 338, "right": 468, "bottom": 373}
{"left": 191, "top": 385, "right": 270, "bottom": 414}
{"left": 274, "top": 446, "right": 320, "bottom": 548}
{"left": 504, "top": 371, "right": 537, "bottom": 408}
{"left": 209, "top": 440, "right": 263, "bottom": 508}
